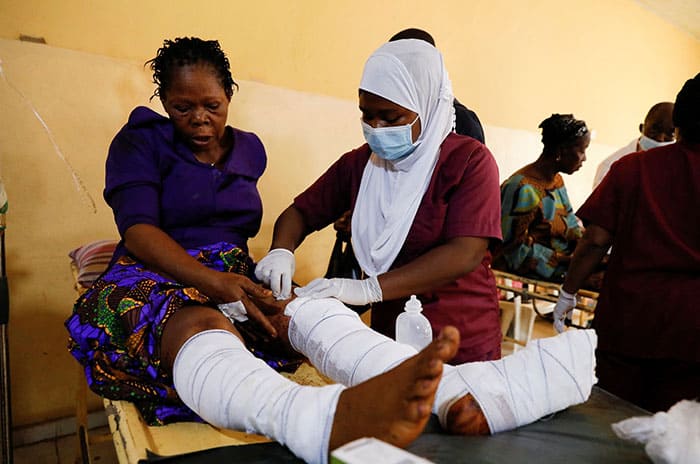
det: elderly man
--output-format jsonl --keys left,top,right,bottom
{"left": 592, "top": 101, "right": 675, "bottom": 188}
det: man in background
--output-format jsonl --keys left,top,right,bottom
{"left": 389, "top": 28, "right": 486, "bottom": 144}
{"left": 592, "top": 102, "right": 674, "bottom": 188}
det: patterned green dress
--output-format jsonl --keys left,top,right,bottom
{"left": 65, "top": 242, "right": 302, "bottom": 425}
{"left": 493, "top": 173, "right": 582, "bottom": 281}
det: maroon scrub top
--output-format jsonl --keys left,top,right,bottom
{"left": 294, "top": 133, "right": 503, "bottom": 363}
{"left": 578, "top": 142, "right": 700, "bottom": 362}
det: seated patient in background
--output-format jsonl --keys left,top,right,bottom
{"left": 493, "top": 114, "right": 603, "bottom": 289}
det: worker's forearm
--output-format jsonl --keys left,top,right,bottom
{"left": 562, "top": 238, "right": 608, "bottom": 294}
{"left": 378, "top": 237, "right": 488, "bottom": 301}
{"left": 269, "top": 205, "right": 309, "bottom": 252}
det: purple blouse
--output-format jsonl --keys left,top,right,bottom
{"left": 104, "top": 106, "right": 266, "bottom": 258}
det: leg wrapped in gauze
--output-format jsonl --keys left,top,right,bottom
{"left": 435, "top": 329, "right": 598, "bottom": 433}
{"left": 173, "top": 329, "right": 344, "bottom": 464}
{"left": 287, "top": 297, "right": 597, "bottom": 434}
{"left": 286, "top": 297, "right": 417, "bottom": 386}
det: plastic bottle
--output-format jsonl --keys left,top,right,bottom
{"left": 395, "top": 295, "right": 432, "bottom": 350}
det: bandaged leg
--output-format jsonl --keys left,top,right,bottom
{"left": 173, "top": 329, "right": 344, "bottom": 464}
{"left": 286, "top": 297, "right": 417, "bottom": 386}
{"left": 435, "top": 329, "right": 598, "bottom": 433}
{"left": 286, "top": 297, "right": 597, "bottom": 434}
{"left": 286, "top": 297, "right": 452, "bottom": 422}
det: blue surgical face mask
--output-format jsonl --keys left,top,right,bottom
{"left": 361, "top": 115, "right": 420, "bottom": 161}
{"left": 639, "top": 134, "right": 674, "bottom": 151}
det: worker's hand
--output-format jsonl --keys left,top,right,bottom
{"left": 294, "top": 275, "right": 383, "bottom": 306}
{"left": 553, "top": 288, "right": 577, "bottom": 333}
{"left": 254, "top": 248, "right": 295, "bottom": 299}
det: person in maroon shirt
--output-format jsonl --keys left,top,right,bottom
{"left": 256, "top": 39, "right": 502, "bottom": 364}
{"left": 553, "top": 73, "right": 700, "bottom": 412}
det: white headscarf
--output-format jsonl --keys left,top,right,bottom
{"left": 351, "top": 39, "right": 455, "bottom": 276}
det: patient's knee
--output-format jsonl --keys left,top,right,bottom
{"left": 160, "top": 305, "right": 239, "bottom": 370}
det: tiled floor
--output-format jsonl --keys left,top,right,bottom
{"left": 14, "top": 316, "right": 559, "bottom": 463}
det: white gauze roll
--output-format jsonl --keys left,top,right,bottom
{"left": 435, "top": 329, "right": 598, "bottom": 433}
{"left": 286, "top": 297, "right": 417, "bottom": 386}
{"left": 173, "top": 329, "right": 344, "bottom": 464}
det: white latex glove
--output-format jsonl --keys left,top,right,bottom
{"left": 294, "top": 275, "right": 383, "bottom": 306}
{"left": 553, "top": 288, "right": 577, "bottom": 333}
{"left": 254, "top": 248, "right": 295, "bottom": 299}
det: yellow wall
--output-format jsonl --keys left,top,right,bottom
{"left": 2, "top": 0, "right": 699, "bottom": 145}
{"left": 0, "top": 0, "right": 698, "bottom": 427}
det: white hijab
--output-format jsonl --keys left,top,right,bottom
{"left": 352, "top": 39, "right": 455, "bottom": 276}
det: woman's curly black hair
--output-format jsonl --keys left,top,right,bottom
{"left": 538, "top": 113, "right": 589, "bottom": 154}
{"left": 146, "top": 37, "right": 238, "bottom": 100}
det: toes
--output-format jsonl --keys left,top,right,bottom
{"left": 446, "top": 394, "right": 491, "bottom": 435}
{"left": 420, "top": 376, "right": 443, "bottom": 395}
{"left": 435, "top": 326, "right": 460, "bottom": 359}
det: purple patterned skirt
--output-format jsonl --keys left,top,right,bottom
{"left": 65, "top": 242, "right": 302, "bottom": 425}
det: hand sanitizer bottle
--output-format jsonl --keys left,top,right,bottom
{"left": 395, "top": 295, "right": 432, "bottom": 350}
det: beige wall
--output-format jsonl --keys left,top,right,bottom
{"left": 0, "top": 0, "right": 698, "bottom": 427}
{"left": 2, "top": 1, "right": 699, "bottom": 146}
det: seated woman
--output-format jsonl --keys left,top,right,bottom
{"left": 493, "top": 114, "right": 603, "bottom": 288}
{"left": 65, "top": 37, "right": 598, "bottom": 464}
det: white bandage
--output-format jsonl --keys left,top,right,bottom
{"left": 218, "top": 301, "right": 248, "bottom": 322}
{"left": 286, "top": 297, "right": 416, "bottom": 386}
{"left": 173, "top": 329, "right": 344, "bottom": 464}
{"left": 286, "top": 297, "right": 597, "bottom": 435}
{"left": 435, "top": 329, "right": 597, "bottom": 432}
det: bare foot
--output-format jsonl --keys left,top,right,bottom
{"left": 445, "top": 393, "right": 490, "bottom": 435}
{"left": 328, "top": 326, "right": 460, "bottom": 453}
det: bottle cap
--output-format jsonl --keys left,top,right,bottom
{"left": 404, "top": 294, "right": 422, "bottom": 312}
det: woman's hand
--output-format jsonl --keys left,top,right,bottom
{"left": 123, "top": 225, "right": 279, "bottom": 337}
{"left": 207, "top": 272, "right": 278, "bottom": 337}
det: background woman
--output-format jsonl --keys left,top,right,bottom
{"left": 256, "top": 39, "right": 503, "bottom": 364}
{"left": 493, "top": 114, "right": 594, "bottom": 285}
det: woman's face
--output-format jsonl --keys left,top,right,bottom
{"left": 558, "top": 132, "right": 590, "bottom": 174}
{"left": 358, "top": 91, "right": 421, "bottom": 142}
{"left": 160, "top": 63, "right": 231, "bottom": 156}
